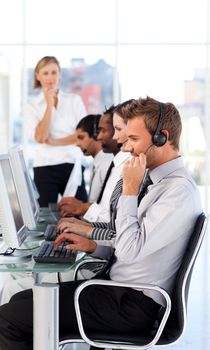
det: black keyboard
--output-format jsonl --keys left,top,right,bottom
{"left": 44, "top": 224, "right": 58, "bottom": 241}
{"left": 33, "top": 241, "right": 77, "bottom": 264}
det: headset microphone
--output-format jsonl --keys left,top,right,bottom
{"left": 144, "top": 144, "right": 154, "bottom": 155}
{"left": 122, "top": 139, "right": 128, "bottom": 145}
{"left": 117, "top": 139, "right": 128, "bottom": 149}
{"left": 82, "top": 139, "right": 93, "bottom": 155}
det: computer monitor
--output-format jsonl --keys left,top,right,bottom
{"left": 9, "top": 146, "right": 39, "bottom": 229}
{"left": 0, "top": 154, "right": 28, "bottom": 248}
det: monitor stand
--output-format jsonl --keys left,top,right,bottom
{"left": 37, "top": 217, "right": 45, "bottom": 223}
{"left": 27, "top": 230, "right": 44, "bottom": 238}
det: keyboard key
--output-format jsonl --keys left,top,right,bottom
{"left": 34, "top": 241, "right": 77, "bottom": 264}
{"left": 44, "top": 224, "right": 58, "bottom": 241}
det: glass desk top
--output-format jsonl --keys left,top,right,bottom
{"left": 0, "top": 238, "right": 85, "bottom": 273}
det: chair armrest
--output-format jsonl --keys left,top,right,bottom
{"left": 73, "top": 256, "right": 108, "bottom": 281}
{"left": 74, "top": 279, "right": 171, "bottom": 349}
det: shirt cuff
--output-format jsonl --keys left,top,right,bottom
{"left": 83, "top": 202, "right": 110, "bottom": 222}
{"left": 83, "top": 203, "right": 99, "bottom": 221}
{"left": 89, "top": 243, "right": 114, "bottom": 260}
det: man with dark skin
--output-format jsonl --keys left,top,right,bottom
{"left": 58, "top": 114, "right": 113, "bottom": 206}
{"left": 59, "top": 107, "right": 120, "bottom": 219}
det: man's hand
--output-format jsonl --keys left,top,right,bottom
{"left": 54, "top": 233, "right": 97, "bottom": 253}
{"left": 56, "top": 220, "right": 93, "bottom": 238}
{"left": 58, "top": 217, "right": 91, "bottom": 226}
{"left": 58, "top": 197, "right": 83, "bottom": 207}
{"left": 122, "top": 153, "right": 146, "bottom": 195}
{"left": 60, "top": 202, "right": 91, "bottom": 217}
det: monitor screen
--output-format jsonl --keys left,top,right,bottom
{"left": 9, "top": 146, "right": 38, "bottom": 229}
{"left": 0, "top": 155, "right": 27, "bottom": 248}
{"left": 19, "top": 150, "right": 39, "bottom": 217}
{"left": 1, "top": 158, "right": 24, "bottom": 232}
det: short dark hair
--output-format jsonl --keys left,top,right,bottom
{"left": 76, "top": 114, "right": 101, "bottom": 138}
{"left": 102, "top": 104, "right": 116, "bottom": 125}
{"left": 104, "top": 104, "right": 116, "bottom": 116}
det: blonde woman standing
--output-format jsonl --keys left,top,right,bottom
{"left": 25, "top": 56, "right": 87, "bottom": 206}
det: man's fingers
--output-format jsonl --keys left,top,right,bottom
{"left": 139, "top": 153, "right": 146, "bottom": 165}
{"left": 65, "top": 243, "right": 77, "bottom": 250}
{"left": 63, "top": 228, "right": 71, "bottom": 233}
{"left": 54, "top": 232, "right": 73, "bottom": 248}
{"left": 133, "top": 156, "right": 140, "bottom": 166}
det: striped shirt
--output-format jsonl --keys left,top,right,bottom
{"left": 90, "top": 172, "right": 150, "bottom": 241}
{"left": 91, "top": 178, "right": 123, "bottom": 240}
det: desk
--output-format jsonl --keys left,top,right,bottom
{"left": 0, "top": 240, "right": 84, "bottom": 350}
{"left": 39, "top": 207, "right": 59, "bottom": 224}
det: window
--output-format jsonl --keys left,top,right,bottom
{"left": 0, "top": 0, "right": 210, "bottom": 212}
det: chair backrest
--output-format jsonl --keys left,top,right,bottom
{"left": 157, "top": 212, "right": 207, "bottom": 345}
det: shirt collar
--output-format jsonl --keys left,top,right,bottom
{"left": 93, "top": 150, "right": 105, "bottom": 166}
{"left": 113, "top": 151, "right": 131, "bottom": 167}
{"left": 149, "top": 156, "right": 184, "bottom": 185}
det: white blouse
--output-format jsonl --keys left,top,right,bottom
{"left": 25, "top": 90, "right": 86, "bottom": 167}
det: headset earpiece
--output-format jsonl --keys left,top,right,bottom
{"left": 152, "top": 102, "right": 167, "bottom": 147}
{"left": 152, "top": 131, "right": 167, "bottom": 147}
{"left": 93, "top": 116, "right": 98, "bottom": 140}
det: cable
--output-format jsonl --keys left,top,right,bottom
{"left": 0, "top": 247, "right": 16, "bottom": 256}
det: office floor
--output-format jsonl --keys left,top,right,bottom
{"left": 61, "top": 219, "right": 210, "bottom": 350}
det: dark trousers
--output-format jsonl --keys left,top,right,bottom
{"left": 34, "top": 163, "right": 88, "bottom": 207}
{"left": 0, "top": 280, "right": 160, "bottom": 350}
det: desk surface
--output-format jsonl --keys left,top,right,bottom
{"left": 0, "top": 207, "right": 85, "bottom": 272}
{"left": 0, "top": 238, "right": 85, "bottom": 273}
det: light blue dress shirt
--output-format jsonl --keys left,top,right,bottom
{"left": 99, "top": 156, "right": 202, "bottom": 306}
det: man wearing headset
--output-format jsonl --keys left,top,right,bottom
{"left": 0, "top": 96, "right": 202, "bottom": 350}
{"left": 58, "top": 114, "right": 113, "bottom": 206}
{"left": 58, "top": 105, "right": 130, "bottom": 222}
{"left": 0, "top": 114, "right": 113, "bottom": 306}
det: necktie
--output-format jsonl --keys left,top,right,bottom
{"left": 137, "top": 173, "right": 153, "bottom": 205}
{"left": 110, "top": 178, "right": 123, "bottom": 211}
{"left": 95, "top": 172, "right": 153, "bottom": 278}
{"left": 96, "top": 161, "right": 114, "bottom": 204}
{"left": 88, "top": 164, "right": 96, "bottom": 199}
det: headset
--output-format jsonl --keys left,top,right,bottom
{"left": 92, "top": 115, "right": 98, "bottom": 140}
{"left": 152, "top": 102, "right": 167, "bottom": 147}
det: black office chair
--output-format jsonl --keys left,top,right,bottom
{"left": 59, "top": 212, "right": 207, "bottom": 350}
